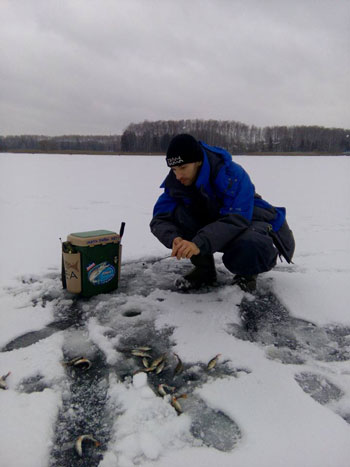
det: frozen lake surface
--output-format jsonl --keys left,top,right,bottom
{"left": 0, "top": 153, "right": 349, "bottom": 466}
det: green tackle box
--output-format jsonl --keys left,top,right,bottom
{"left": 61, "top": 227, "right": 124, "bottom": 297}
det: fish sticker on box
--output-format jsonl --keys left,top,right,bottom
{"left": 88, "top": 261, "right": 116, "bottom": 286}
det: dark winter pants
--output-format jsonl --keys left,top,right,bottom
{"left": 221, "top": 221, "right": 278, "bottom": 275}
{"left": 173, "top": 207, "right": 295, "bottom": 276}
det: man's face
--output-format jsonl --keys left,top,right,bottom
{"left": 171, "top": 161, "right": 202, "bottom": 186}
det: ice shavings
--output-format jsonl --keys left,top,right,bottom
{"left": 101, "top": 373, "right": 193, "bottom": 466}
{"left": 87, "top": 317, "right": 120, "bottom": 365}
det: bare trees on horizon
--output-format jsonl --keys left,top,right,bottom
{"left": 1, "top": 119, "right": 349, "bottom": 154}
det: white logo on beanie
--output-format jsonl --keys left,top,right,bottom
{"left": 167, "top": 155, "right": 185, "bottom": 167}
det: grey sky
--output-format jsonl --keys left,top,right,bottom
{"left": 1, "top": 0, "right": 349, "bottom": 135}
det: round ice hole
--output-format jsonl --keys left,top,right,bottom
{"left": 123, "top": 310, "right": 142, "bottom": 317}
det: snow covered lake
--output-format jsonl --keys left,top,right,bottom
{"left": 0, "top": 153, "right": 349, "bottom": 467}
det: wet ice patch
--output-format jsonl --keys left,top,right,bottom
{"left": 51, "top": 346, "right": 110, "bottom": 467}
{"left": 295, "top": 372, "right": 344, "bottom": 405}
{"left": 182, "top": 395, "right": 241, "bottom": 451}
{"left": 265, "top": 346, "right": 306, "bottom": 364}
{"left": 229, "top": 289, "right": 350, "bottom": 363}
{"left": 118, "top": 255, "right": 234, "bottom": 297}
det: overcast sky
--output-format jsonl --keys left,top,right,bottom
{"left": 0, "top": 0, "right": 349, "bottom": 136}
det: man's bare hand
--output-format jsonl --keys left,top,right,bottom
{"left": 171, "top": 237, "right": 183, "bottom": 258}
{"left": 171, "top": 237, "right": 200, "bottom": 259}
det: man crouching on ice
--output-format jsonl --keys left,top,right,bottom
{"left": 150, "top": 134, "right": 295, "bottom": 292}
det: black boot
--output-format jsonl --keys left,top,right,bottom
{"left": 232, "top": 274, "right": 257, "bottom": 293}
{"left": 176, "top": 255, "right": 216, "bottom": 290}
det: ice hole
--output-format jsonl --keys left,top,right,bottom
{"left": 123, "top": 310, "right": 142, "bottom": 317}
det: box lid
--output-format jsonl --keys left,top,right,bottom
{"left": 67, "top": 229, "right": 120, "bottom": 246}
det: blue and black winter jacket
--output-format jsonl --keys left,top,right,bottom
{"left": 150, "top": 142, "right": 289, "bottom": 257}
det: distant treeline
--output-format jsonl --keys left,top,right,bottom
{"left": 1, "top": 119, "right": 349, "bottom": 154}
{"left": 0, "top": 134, "right": 121, "bottom": 153}
{"left": 121, "top": 120, "right": 350, "bottom": 154}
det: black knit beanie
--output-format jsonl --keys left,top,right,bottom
{"left": 166, "top": 134, "right": 203, "bottom": 167}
